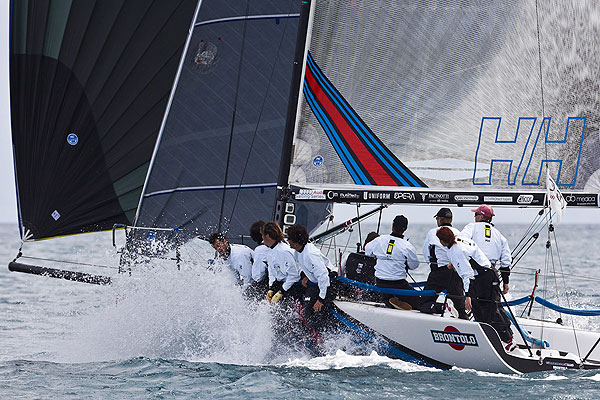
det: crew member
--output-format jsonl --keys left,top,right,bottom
{"left": 248, "top": 220, "right": 269, "bottom": 299}
{"left": 419, "top": 208, "right": 468, "bottom": 319}
{"left": 286, "top": 224, "right": 334, "bottom": 328}
{"left": 262, "top": 222, "right": 302, "bottom": 304}
{"left": 364, "top": 215, "right": 419, "bottom": 310}
{"left": 208, "top": 233, "right": 253, "bottom": 289}
{"left": 436, "top": 227, "right": 514, "bottom": 348}
{"left": 461, "top": 205, "right": 512, "bottom": 294}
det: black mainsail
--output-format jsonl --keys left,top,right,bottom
{"left": 135, "top": 0, "right": 329, "bottom": 242}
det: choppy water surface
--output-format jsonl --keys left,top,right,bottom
{"left": 1, "top": 222, "right": 600, "bottom": 399}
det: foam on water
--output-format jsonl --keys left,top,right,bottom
{"left": 582, "top": 373, "right": 600, "bottom": 381}
{"left": 51, "top": 254, "right": 276, "bottom": 365}
{"left": 284, "top": 349, "right": 437, "bottom": 372}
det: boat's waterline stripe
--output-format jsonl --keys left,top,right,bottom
{"left": 195, "top": 13, "right": 299, "bottom": 27}
{"left": 144, "top": 183, "right": 277, "bottom": 198}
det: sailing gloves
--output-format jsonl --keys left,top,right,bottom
{"left": 266, "top": 290, "right": 283, "bottom": 304}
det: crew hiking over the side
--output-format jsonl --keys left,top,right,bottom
{"left": 286, "top": 224, "right": 336, "bottom": 330}
{"left": 261, "top": 222, "right": 302, "bottom": 304}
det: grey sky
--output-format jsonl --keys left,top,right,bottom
{"left": 0, "top": 2, "right": 596, "bottom": 226}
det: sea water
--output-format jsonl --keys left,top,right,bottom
{"left": 1, "top": 222, "right": 600, "bottom": 399}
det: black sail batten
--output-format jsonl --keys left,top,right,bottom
{"left": 9, "top": 0, "right": 199, "bottom": 241}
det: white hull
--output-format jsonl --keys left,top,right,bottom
{"left": 517, "top": 318, "right": 600, "bottom": 361}
{"left": 331, "top": 300, "right": 600, "bottom": 373}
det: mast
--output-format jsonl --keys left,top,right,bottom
{"left": 275, "top": 0, "right": 313, "bottom": 226}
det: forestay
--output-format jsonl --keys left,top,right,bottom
{"left": 288, "top": 0, "right": 600, "bottom": 207}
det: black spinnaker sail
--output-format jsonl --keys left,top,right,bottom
{"left": 10, "top": 0, "right": 199, "bottom": 240}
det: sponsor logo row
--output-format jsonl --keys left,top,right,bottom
{"left": 295, "top": 190, "right": 598, "bottom": 206}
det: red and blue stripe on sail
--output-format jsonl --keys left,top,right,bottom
{"left": 303, "top": 52, "right": 425, "bottom": 187}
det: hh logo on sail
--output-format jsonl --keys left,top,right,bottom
{"left": 473, "top": 117, "right": 585, "bottom": 187}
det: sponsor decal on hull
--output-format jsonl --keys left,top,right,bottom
{"left": 431, "top": 325, "right": 478, "bottom": 351}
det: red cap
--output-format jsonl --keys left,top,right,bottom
{"left": 471, "top": 204, "right": 495, "bottom": 218}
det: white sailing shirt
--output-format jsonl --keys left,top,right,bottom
{"left": 294, "top": 242, "right": 332, "bottom": 300}
{"left": 364, "top": 234, "right": 419, "bottom": 281}
{"left": 446, "top": 237, "right": 491, "bottom": 293}
{"left": 251, "top": 244, "right": 269, "bottom": 282}
{"left": 422, "top": 225, "right": 461, "bottom": 267}
{"left": 461, "top": 222, "right": 511, "bottom": 269}
{"left": 266, "top": 241, "right": 301, "bottom": 291}
{"left": 226, "top": 244, "right": 254, "bottom": 288}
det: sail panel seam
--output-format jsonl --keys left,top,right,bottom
{"left": 195, "top": 13, "right": 299, "bottom": 27}
{"left": 145, "top": 183, "right": 278, "bottom": 198}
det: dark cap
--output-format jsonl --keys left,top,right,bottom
{"left": 434, "top": 207, "right": 452, "bottom": 219}
{"left": 393, "top": 215, "right": 408, "bottom": 230}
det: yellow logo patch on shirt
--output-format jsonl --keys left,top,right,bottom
{"left": 485, "top": 225, "right": 492, "bottom": 239}
{"left": 386, "top": 240, "right": 395, "bottom": 255}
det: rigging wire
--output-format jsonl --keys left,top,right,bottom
{"left": 511, "top": 209, "right": 545, "bottom": 261}
{"left": 218, "top": 0, "right": 252, "bottom": 233}
{"left": 376, "top": 204, "right": 383, "bottom": 234}
{"left": 552, "top": 226, "right": 583, "bottom": 358}
{"left": 356, "top": 204, "right": 363, "bottom": 250}
{"left": 509, "top": 268, "right": 600, "bottom": 284}
{"left": 535, "top": 0, "right": 546, "bottom": 123}
{"left": 540, "top": 208, "right": 550, "bottom": 347}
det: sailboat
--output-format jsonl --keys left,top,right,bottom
{"left": 7, "top": 0, "right": 600, "bottom": 373}
{"left": 282, "top": 0, "right": 600, "bottom": 373}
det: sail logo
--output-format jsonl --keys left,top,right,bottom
{"left": 51, "top": 210, "right": 61, "bottom": 221}
{"left": 313, "top": 155, "right": 324, "bottom": 167}
{"left": 473, "top": 117, "right": 585, "bottom": 187}
{"left": 192, "top": 38, "right": 223, "bottom": 74}
{"left": 431, "top": 326, "right": 478, "bottom": 350}
{"left": 66, "top": 133, "right": 78, "bottom": 146}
